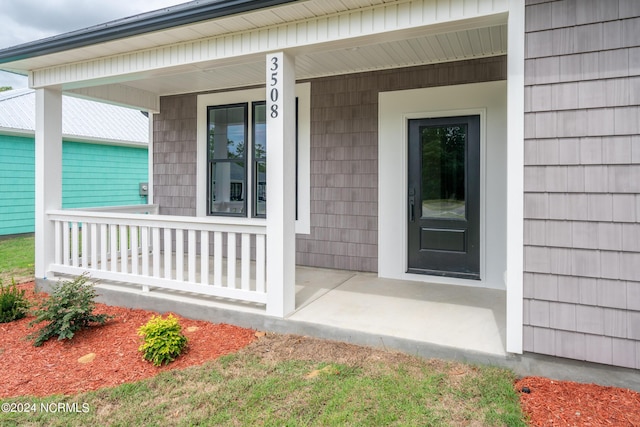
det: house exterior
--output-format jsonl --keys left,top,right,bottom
{"left": 0, "top": 0, "right": 638, "bottom": 373}
{"left": 0, "top": 89, "right": 149, "bottom": 236}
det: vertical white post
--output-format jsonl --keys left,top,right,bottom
{"left": 265, "top": 51, "right": 296, "bottom": 317}
{"left": 214, "top": 232, "right": 223, "bottom": 287}
{"left": 35, "top": 88, "right": 62, "bottom": 279}
{"left": 176, "top": 229, "right": 184, "bottom": 281}
{"left": 227, "top": 233, "right": 236, "bottom": 289}
{"left": 198, "top": 230, "right": 207, "bottom": 284}
{"left": 506, "top": 0, "right": 525, "bottom": 354}
{"left": 90, "top": 223, "right": 98, "bottom": 270}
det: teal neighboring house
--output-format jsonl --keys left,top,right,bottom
{"left": 0, "top": 88, "right": 148, "bottom": 236}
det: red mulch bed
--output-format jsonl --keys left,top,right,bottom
{"left": 0, "top": 282, "right": 256, "bottom": 398}
{"left": 516, "top": 375, "right": 640, "bottom": 426}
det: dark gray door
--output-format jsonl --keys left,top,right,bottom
{"left": 407, "top": 115, "right": 480, "bottom": 280}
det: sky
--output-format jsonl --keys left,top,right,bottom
{"left": 0, "top": 0, "right": 186, "bottom": 89}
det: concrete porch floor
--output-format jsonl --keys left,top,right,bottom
{"left": 292, "top": 266, "right": 506, "bottom": 356}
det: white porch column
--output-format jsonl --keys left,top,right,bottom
{"left": 506, "top": 0, "right": 525, "bottom": 354}
{"left": 35, "top": 88, "right": 63, "bottom": 279}
{"left": 265, "top": 51, "right": 296, "bottom": 317}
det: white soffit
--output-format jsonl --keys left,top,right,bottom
{"left": 117, "top": 22, "right": 507, "bottom": 96}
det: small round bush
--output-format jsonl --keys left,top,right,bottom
{"left": 0, "top": 278, "right": 30, "bottom": 323}
{"left": 138, "top": 314, "right": 188, "bottom": 366}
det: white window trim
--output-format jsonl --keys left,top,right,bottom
{"left": 196, "top": 83, "right": 310, "bottom": 234}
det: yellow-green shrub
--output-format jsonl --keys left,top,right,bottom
{"left": 137, "top": 314, "right": 188, "bottom": 366}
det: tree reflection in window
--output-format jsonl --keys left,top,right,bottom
{"left": 420, "top": 124, "right": 467, "bottom": 219}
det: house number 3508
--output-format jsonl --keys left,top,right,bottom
{"left": 269, "top": 56, "right": 279, "bottom": 118}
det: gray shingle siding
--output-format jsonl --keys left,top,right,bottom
{"left": 153, "top": 94, "right": 197, "bottom": 217}
{"left": 524, "top": 0, "right": 640, "bottom": 369}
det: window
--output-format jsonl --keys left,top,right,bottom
{"left": 207, "top": 104, "right": 248, "bottom": 216}
{"left": 197, "top": 84, "right": 311, "bottom": 233}
{"left": 206, "top": 100, "right": 289, "bottom": 218}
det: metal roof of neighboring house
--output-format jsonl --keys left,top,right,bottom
{"left": 0, "top": 88, "right": 148, "bottom": 145}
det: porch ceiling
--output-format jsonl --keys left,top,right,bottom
{"left": 112, "top": 23, "right": 507, "bottom": 97}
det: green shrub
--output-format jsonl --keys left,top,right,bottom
{"left": 138, "top": 314, "right": 188, "bottom": 366}
{"left": 0, "top": 278, "right": 30, "bottom": 323}
{"left": 28, "top": 273, "right": 112, "bottom": 347}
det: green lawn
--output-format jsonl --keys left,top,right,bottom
{"left": 0, "top": 234, "right": 34, "bottom": 285}
{"left": 0, "top": 352, "right": 526, "bottom": 427}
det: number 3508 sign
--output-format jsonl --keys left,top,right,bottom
{"left": 268, "top": 55, "right": 280, "bottom": 119}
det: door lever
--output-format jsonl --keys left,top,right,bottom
{"left": 408, "top": 188, "right": 415, "bottom": 222}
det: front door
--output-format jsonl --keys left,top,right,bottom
{"left": 407, "top": 115, "right": 480, "bottom": 280}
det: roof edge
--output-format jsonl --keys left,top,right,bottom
{"left": 0, "top": 127, "right": 148, "bottom": 147}
{"left": 0, "top": 0, "right": 299, "bottom": 66}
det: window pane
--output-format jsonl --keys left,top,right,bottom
{"left": 210, "top": 161, "right": 246, "bottom": 215}
{"left": 420, "top": 124, "right": 467, "bottom": 219}
{"left": 254, "top": 160, "right": 267, "bottom": 217}
{"left": 208, "top": 105, "right": 246, "bottom": 160}
{"left": 253, "top": 102, "right": 266, "bottom": 159}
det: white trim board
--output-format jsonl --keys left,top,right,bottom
{"left": 378, "top": 81, "right": 508, "bottom": 291}
{"left": 196, "top": 83, "right": 311, "bottom": 234}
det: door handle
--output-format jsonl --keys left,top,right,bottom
{"left": 408, "top": 188, "right": 415, "bottom": 222}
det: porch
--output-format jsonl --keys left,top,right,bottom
{"left": 42, "top": 205, "right": 506, "bottom": 358}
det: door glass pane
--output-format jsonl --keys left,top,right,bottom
{"left": 420, "top": 124, "right": 467, "bottom": 219}
{"left": 210, "top": 161, "right": 246, "bottom": 214}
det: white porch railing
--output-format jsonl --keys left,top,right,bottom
{"left": 47, "top": 207, "right": 267, "bottom": 305}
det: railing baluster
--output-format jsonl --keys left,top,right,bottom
{"left": 163, "top": 228, "right": 172, "bottom": 279}
{"left": 176, "top": 229, "right": 184, "bottom": 281}
{"left": 100, "top": 224, "right": 108, "bottom": 271}
{"left": 131, "top": 225, "right": 139, "bottom": 275}
{"left": 214, "top": 231, "right": 223, "bottom": 287}
{"left": 90, "top": 223, "right": 98, "bottom": 270}
{"left": 227, "top": 232, "right": 236, "bottom": 289}
{"left": 120, "top": 224, "right": 128, "bottom": 273}
{"left": 241, "top": 233, "right": 250, "bottom": 291}
{"left": 188, "top": 229, "right": 197, "bottom": 283}
{"left": 54, "top": 221, "right": 62, "bottom": 265}
{"left": 71, "top": 222, "right": 79, "bottom": 267}
{"left": 256, "top": 234, "right": 266, "bottom": 293}
{"left": 199, "top": 230, "right": 208, "bottom": 285}
{"left": 110, "top": 224, "right": 118, "bottom": 272}
{"left": 141, "top": 226, "right": 149, "bottom": 276}
{"left": 152, "top": 227, "right": 161, "bottom": 278}
{"left": 63, "top": 223, "right": 70, "bottom": 266}
{"left": 81, "top": 222, "right": 89, "bottom": 268}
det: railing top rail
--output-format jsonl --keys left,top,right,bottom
{"left": 47, "top": 209, "right": 266, "bottom": 233}
{"left": 67, "top": 204, "right": 160, "bottom": 214}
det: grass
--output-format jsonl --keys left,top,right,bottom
{"left": 0, "top": 234, "right": 34, "bottom": 284}
{"left": 0, "top": 353, "right": 527, "bottom": 427}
